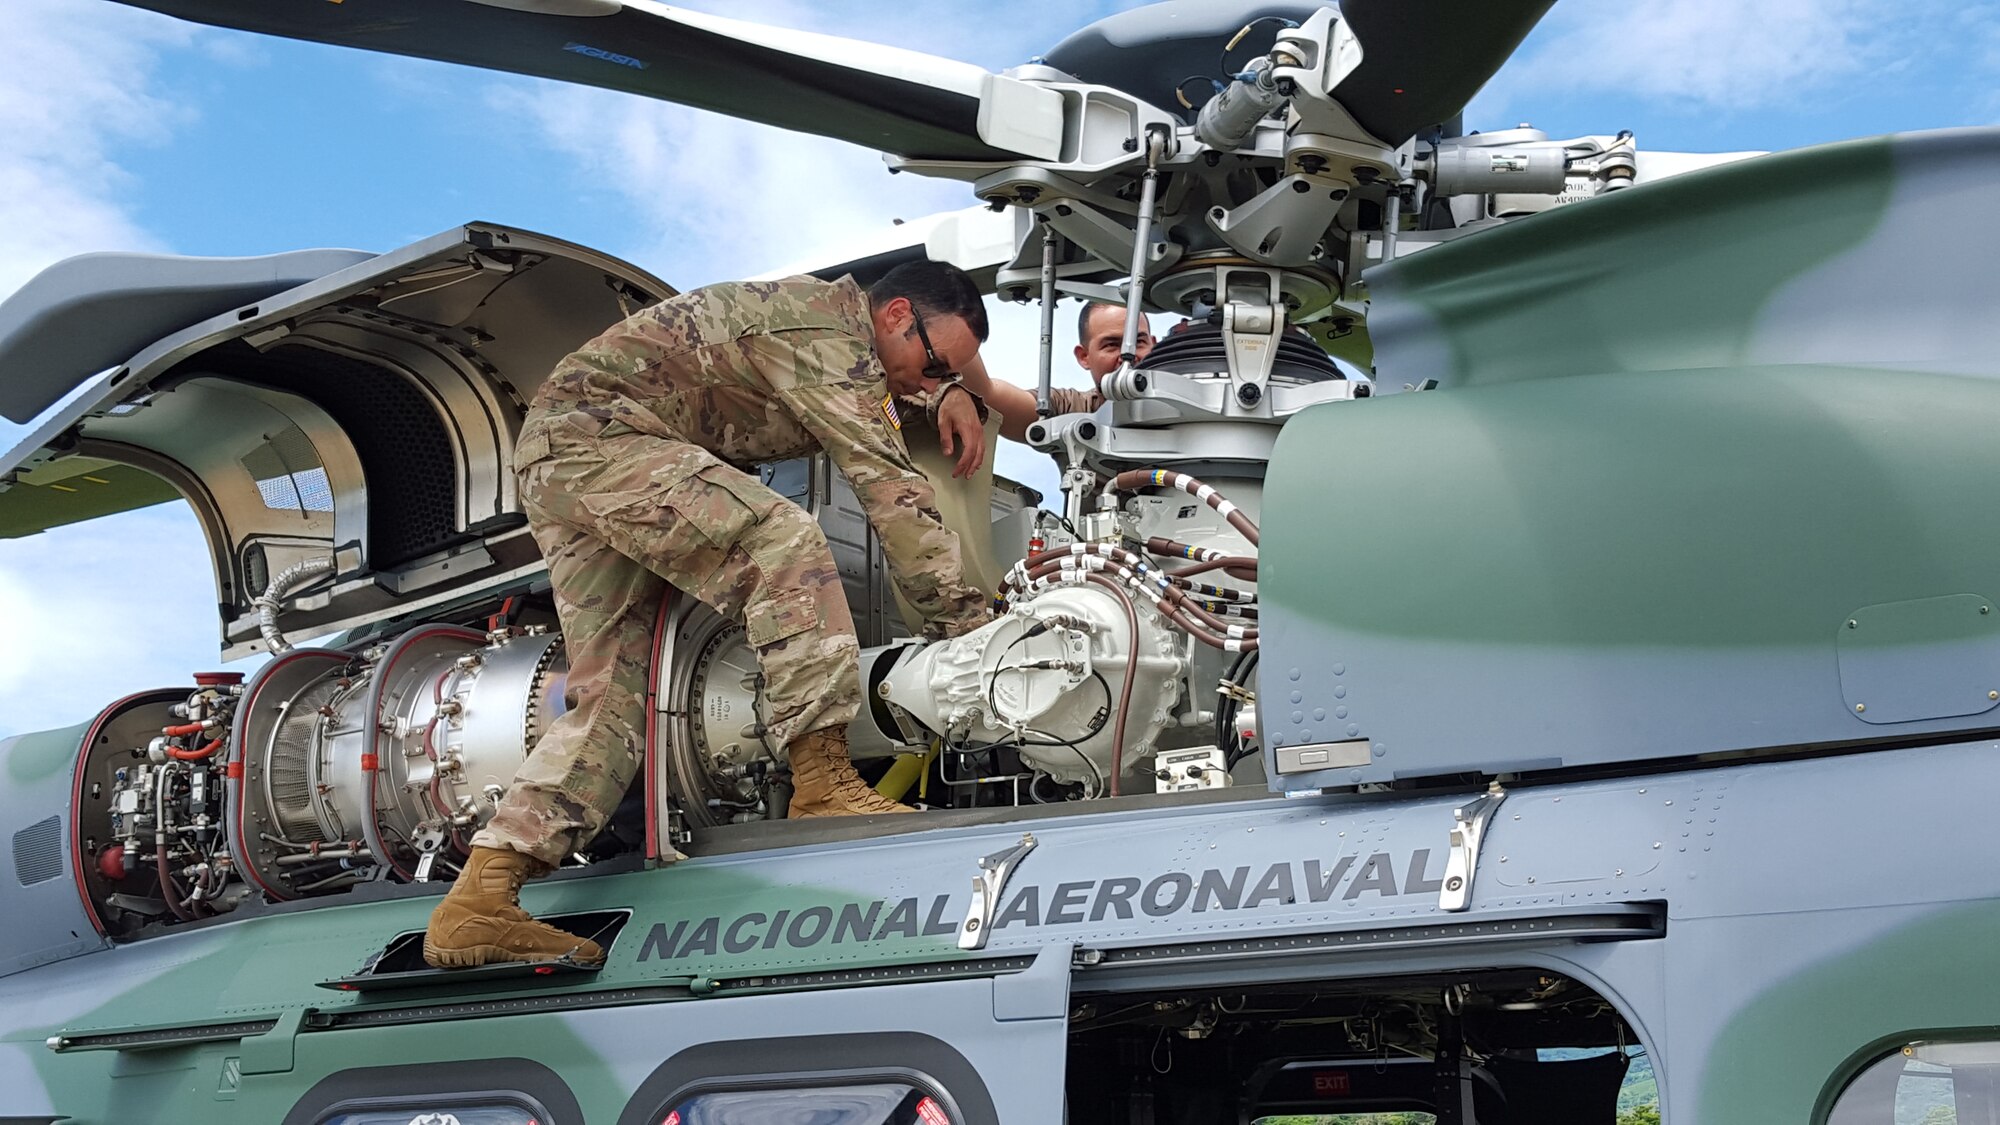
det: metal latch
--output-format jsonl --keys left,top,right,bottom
{"left": 959, "top": 833, "right": 1037, "bottom": 951}
{"left": 1439, "top": 782, "right": 1505, "bottom": 912}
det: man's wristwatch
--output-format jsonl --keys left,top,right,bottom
{"left": 928, "top": 378, "right": 990, "bottom": 426}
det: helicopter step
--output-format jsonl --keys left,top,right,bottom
{"left": 318, "top": 909, "right": 632, "bottom": 994}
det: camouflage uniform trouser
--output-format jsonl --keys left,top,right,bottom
{"left": 473, "top": 410, "right": 861, "bottom": 866}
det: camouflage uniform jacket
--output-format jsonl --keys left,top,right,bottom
{"left": 1046, "top": 385, "right": 1105, "bottom": 417}
{"left": 530, "top": 275, "right": 986, "bottom": 639}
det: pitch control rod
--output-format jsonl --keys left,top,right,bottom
{"left": 1114, "top": 126, "right": 1171, "bottom": 376}
{"left": 1034, "top": 219, "right": 1059, "bottom": 419}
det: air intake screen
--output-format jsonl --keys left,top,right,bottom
{"left": 13, "top": 814, "right": 62, "bottom": 886}
{"left": 259, "top": 344, "right": 460, "bottom": 568}
{"left": 241, "top": 424, "right": 334, "bottom": 515}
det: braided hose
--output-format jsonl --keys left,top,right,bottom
{"left": 1012, "top": 554, "right": 1256, "bottom": 653}
{"left": 1107, "top": 470, "right": 1260, "bottom": 547}
{"left": 255, "top": 557, "right": 336, "bottom": 654}
{"left": 1012, "top": 558, "right": 1256, "bottom": 641}
{"left": 1007, "top": 549, "right": 1255, "bottom": 634}
{"left": 1006, "top": 543, "right": 1256, "bottom": 604}
{"left": 1006, "top": 544, "right": 1258, "bottom": 635}
{"left": 1147, "top": 536, "right": 1259, "bottom": 583}
{"left": 1167, "top": 555, "right": 1260, "bottom": 581}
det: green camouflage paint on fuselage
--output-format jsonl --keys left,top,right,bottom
{"left": 1695, "top": 899, "right": 2000, "bottom": 1124}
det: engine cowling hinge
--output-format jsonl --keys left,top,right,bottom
{"left": 959, "top": 833, "right": 1037, "bottom": 951}
{"left": 1439, "top": 781, "right": 1506, "bottom": 912}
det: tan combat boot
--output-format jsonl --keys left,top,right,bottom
{"left": 422, "top": 846, "right": 606, "bottom": 968}
{"left": 787, "top": 728, "right": 914, "bottom": 818}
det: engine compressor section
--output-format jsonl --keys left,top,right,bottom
{"left": 228, "top": 625, "right": 569, "bottom": 899}
{"left": 76, "top": 625, "right": 570, "bottom": 933}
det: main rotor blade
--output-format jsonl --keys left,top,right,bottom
{"left": 1043, "top": 0, "right": 1554, "bottom": 147}
{"left": 1337, "top": 0, "right": 1555, "bottom": 144}
{"left": 107, "top": 0, "right": 1054, "bottom": 162}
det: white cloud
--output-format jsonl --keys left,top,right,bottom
{"left": 1474, "top": 0, "right": 1934, "bottom": 118}
{"left": 0, "top": 504, "right": 221, "bottom": 736}
{"left": 490, "top": 0, "right": 1084, "bottom": 284}
{"left": 0, "top": 1, "right": 223, "bottom": 737}
{"left": 489, "top": 81, "right": 971, "bottom": 284}
{"left": 0, "top": 0, "right": 200, "bottom": 297}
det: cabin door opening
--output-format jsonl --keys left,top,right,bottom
{"left": 1064, "top": 965, "right": 1656, "bottom": 1124}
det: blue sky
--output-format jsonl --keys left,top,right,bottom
{"left": 1, "top": 0, "right": 1997, "bottom": 737}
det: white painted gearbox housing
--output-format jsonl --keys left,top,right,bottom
{"left": 877, "top": 582, "right": 1187, "bottom": 792}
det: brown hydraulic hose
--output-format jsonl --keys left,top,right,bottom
{"left": 1082, "top": 573, "right": 1140, "bottom": 797}
{"left": 1017, "top": 552, "right": 1255, "bottom": 640}
{"left": 1148, "top": 536, "right": 1259, "bottom": 584}
{"left": 1154, "top": 590, "right": 1257, "bottom": 651}
{"left": 1012, "top": 555, "right": 1257, "bottom": 640}
{"left": 1013, "top": 557, "right": 1255, "bottom": 652}
{"left": 1010, "top": 544, "right": 1256, "bottom": 604}
{"left": 1146, "top": 536, "right": 1230, "bottom": 563}
{"left": 1108, "top": 470, "right": 1260, "bottom": 547}
{"left": 157, "top": 847, "right": 193, "bottom": 922}
{"left": 1167, "top": 555, "right": 1259, "bottom": 581}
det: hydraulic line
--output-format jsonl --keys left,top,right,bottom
{"left": 168, "top": 737, "right": 223, "bottom": 761}
{"left": 155, "top": 766, "right": 192, "bottom": 922}
{"left": 1006, "top": 544, "right": 1257, "bottom": 605}
{"left": 1013, "top": 554, "right": 1255, "bottom": 652}
{"left": 1148, "top": 536, "right": 1248, "bottom": 568}
{"left": 1021, "top": 557, "right": 1254, "bottom": 642}
{"left": 1005, "top": 544, "right": 1259, "bottom": 644}
{"left": 1168, "top": 555, "right": 1259, "bottom": 582}
{"left": 1106, "top": 470, "right": 1260, "bottom": 547}
{"left": 157, "top": 849, "right": 193, "bottom": 921}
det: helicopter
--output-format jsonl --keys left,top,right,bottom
{"left": 2, "top": 1, "right": 1998, "bottom": 1123}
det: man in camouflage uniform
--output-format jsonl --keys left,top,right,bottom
{"left": 425, "top": 261, "right": 994, "bottom": 969}
{"left": 955, "top": 301, "right": 1154, "bottom": 441}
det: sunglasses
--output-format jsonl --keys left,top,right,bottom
{"left": 908, "top": 308, "right": 957, "bottom": 383}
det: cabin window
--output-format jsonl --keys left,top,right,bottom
{"left": 1248, "top": 1104, "right": 1424, "bottom": 1112}
{"left": 318, "top": 1102, "right": 543, "bottom": 1125}
{"left": 281, "top": 1059, "right": 578, "bottom": 1125}
{"left": 627, "top": 1032, "right": 993, "bottom": 1125}
{"left": 659, "top": 1082, "right": 951, "bottom": 1124}
{"left": 1827, "top": 1039, "right": 2000, "bottom": 1124}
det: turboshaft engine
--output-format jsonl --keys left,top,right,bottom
{"left": 229, "top": 626, "right": 568, "bottom": 898}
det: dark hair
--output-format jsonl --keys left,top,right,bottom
{"left": 1076, "top": 300, "right": 1147, "bottom": 346}
{"left": 868, "top": 260, "right": 988, "bottom": 342}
